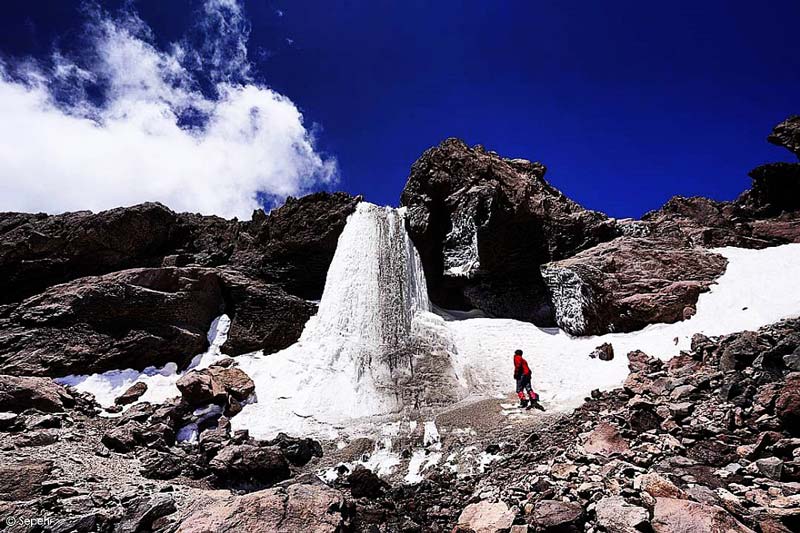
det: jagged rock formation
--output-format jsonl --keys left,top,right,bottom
{"left": 400, "top": 117, "right": 800, "bottom": 333}
{"left": 400, "top": 138, "right": 617, "bottom": 323}
{"left": 768, "top": 115, "right": 800, "bottom": 159}
{"left": 0, "top": 193, "right": 358, "bottom": 375}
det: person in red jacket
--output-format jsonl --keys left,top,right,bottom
{"left": 514, "top": 349, "right": 544, "bottom": 410}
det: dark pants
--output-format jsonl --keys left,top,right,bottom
{"left": 516, "top": 374, "right": 538, "bottom": 401}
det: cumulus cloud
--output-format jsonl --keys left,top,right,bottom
{"left": 0, "top": 0, "right": 336, "bottom": 219}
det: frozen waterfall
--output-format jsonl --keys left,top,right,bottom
{"left": 301, "top": 203, "right": 431, "bottom": 377}
{"left": 232, "top": 202, "right": 460, "bottom": 438}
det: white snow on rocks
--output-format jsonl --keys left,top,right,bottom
{"left": 56, "top": 314, "right": 232, "bottom": 409}
{"left": 447, "top": 243, "right": 800, "bottom": 411}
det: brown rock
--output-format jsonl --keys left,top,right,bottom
{"left": 455, "top": 500, "right": 515, "bottom": 533}
{"left": 0, "top": 375, "right": 72, "bottom": 412}
{"left": 177, "top": 371, "right": 225, "bottom": 406}
{"left": 651, "top": 497, "right": 755, "bottom": 533}
{"left": 542, "top": 237, "right": 727, "bottom": 335}
{"left": 206, "top": 366, "right": 255, "bottom": 402}
{"left": 531, "top": 500, "right": 584, "bottom": 532}
{"left": 176, "top": 483, "right": 349, "bottom": 533}
{"left": 115, "top": 382, "right": 148, "bottom": 406}
{"left": 584, "top": 422, "right": 629, "bottom": 456}
{"left": 635, "top": 473, "right": 686, "bottom": 499}
{"left": 0, "top": 459, "right": 53, "bottom": 501}
{"left": 776, "top": 372, "right": 800, "bottom": 434}
{"left": 0, "top": 267, "right": 224, "bottom": 376}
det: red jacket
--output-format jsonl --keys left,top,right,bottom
{"left": 514, "top": 354, "right": 531, "bottom": 379}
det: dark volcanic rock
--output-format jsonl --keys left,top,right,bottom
{"left": 209, "top": 444, "right": 291, "bottom": 487}
{"left": 230, "top": 192, "right": 360, "bottom": 299}
{"left": 217, "top": 269, "right": 316, "bottom": 355}
{"left": 741, "top": 163, "right": 800, "bottom": 216}
{"left": 0, "top": 203, "right": 184, "bottom": 305}
{"left": 347, "top": 466, "right": 388, "bottom": 499}
{"left": 400, "top": 138, "right": 617, "bottom": 323}
{"left": 266, "top": 433, "right": 323, "bottom": 467}
{"left": 115, "top": 382, "right": 148, "bottom": 406}
{"left": 768, "top": 115, "right": 800, "bottom": 159}
{"left": 541, "top": 237, "right": 728, "bottom": 335}
{"left": 0, "top": 375, "right": 73, "bottom": 412}
{"left": 0, "top": 267, "right": 224, "bottom": 376}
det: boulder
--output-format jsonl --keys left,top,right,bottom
{"left": 115, "top": 382, "right": 148, "bottom": 406}
{"left": 583, "top": 422, "right": 629, "bottom": 456}
{"left": 347, "top": 466, "right": 388, "bottom": 499}
{"left": 267, "top": 433, "right": 323, "bottom": 467}
{"left": 719, "top": 331, "right": 764, "bottom": 371}
{"left": 635, "top": 473, "right": 686, "bottom": 499}
{"left": 595, "top": 496, "right": 649, "bottom": 533}
{"left": 0, "top": 375, "right": 73, "bottom": 412}
{"left": 651, "top": 497, "right": 755, "bottom": 533}
{"left": 755, "top": 457, "right": 784, "bottom": 480}
{"left": 590, "top": 343, "right": 614, "bottom": 361}
{"left": 400, "top": 138, "right": 616, "bottom": 324}
{"left": 531, "top": 500, "right": 584, "bottom": 532}
{"left": 205, "top": 365, "right": 255, "bottom": 402}
{"left": 0, "top": 459, "right": 53, "bottom": 501}
{"left": 117, "top": 494, "right": 177, "bottom": 533}
{"left": 176, "top": 371, "right": 226, "bottom": 406}
{"left": 455, "top": 500, "right": 515, "bottom": 533}
{"left": 776, "top": 372, "right": 800, "bottom": 434}
{"left": 209, "top": 444, "right": 291, "bottom": 487}
{"left": 541, "top": 238, "right": 727, "bottom": 335}
{"left": 101, "top": 421, "right": 146, "bottom": 453}
{"left": 176, "top": 483, "right": 349, "bottom": 533}
{"left": 0, "top": 267, "right": 224, "bottom": 376}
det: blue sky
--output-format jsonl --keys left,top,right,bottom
{"left": 1, "top": 0, "right": 798, "bottom": 218}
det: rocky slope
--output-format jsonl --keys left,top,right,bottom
{"left": 1, "top": 316, "right": 798, "bottom": 532}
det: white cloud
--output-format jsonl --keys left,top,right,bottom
{"left": 0, "top": 0, "right": 336, "bottom": 219}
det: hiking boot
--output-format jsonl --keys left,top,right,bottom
{"left": 530, "top": 400, "right": 546, "bottom": 411}
{"left": 519, "top": 399, "right": 529, "bottom": 408}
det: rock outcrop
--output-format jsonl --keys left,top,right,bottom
{"left": 400, "top": 138, "right": 617, "bottom": 323}
{"left": 541, "top": 237, "right": 728, "bottom": 335}
{"left": 0, "top": 267, "right": 224, "bottom": 376}
{"left": 0, "top": 192, "right": 358, "bottom": 376}
{"left": 767, "top": 115, "right": 800, "bottom": 159}
{"left": 0, "top": 375, "right": 73, "bottom": 412}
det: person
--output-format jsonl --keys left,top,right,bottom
{"left": 513, "top": 349, "right": 544, "bottom": 410}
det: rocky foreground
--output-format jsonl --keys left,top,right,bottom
{"left": 1, "top": 315, "right": 799, "bottom": 532}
